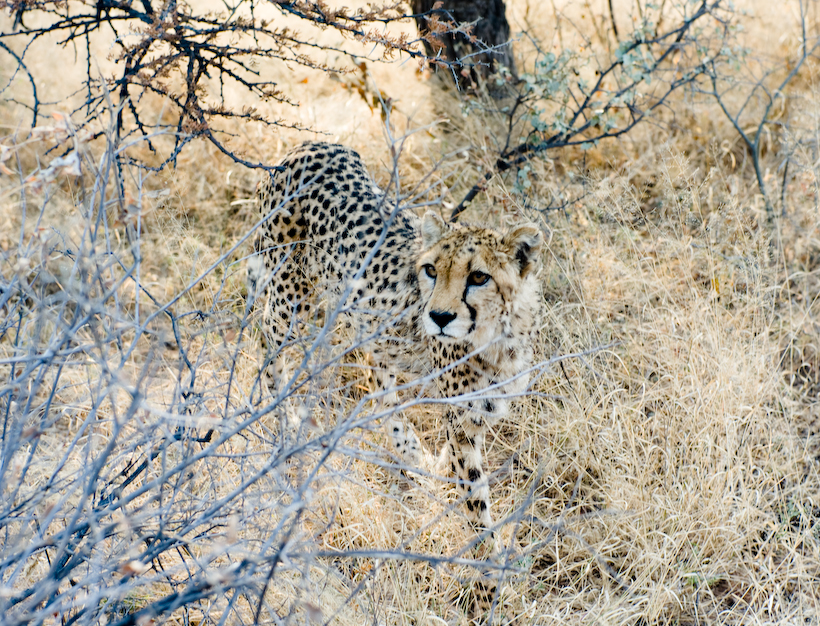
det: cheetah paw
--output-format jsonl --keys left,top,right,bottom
{"left": 385, "top": 417, "right": 422, "bottom": 469}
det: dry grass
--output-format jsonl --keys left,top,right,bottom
{"left": 2, "top": 1, "right": 820, "bottom": 625}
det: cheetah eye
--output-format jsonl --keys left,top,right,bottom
{"left": 423, "top": 264, "right": 437, "bottom": 279}
{"left": 467, "top": 271, "right": 490, "bottom": 287}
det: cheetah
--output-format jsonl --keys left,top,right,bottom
{"left": 247, "top": 141, "right": 542, "bottom": 601}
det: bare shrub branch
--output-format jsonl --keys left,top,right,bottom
{"left": 0, "top": 0, "right": 434, "bottom": 171}
{"left": 451, "top": 0, "right": 731, "bottom": 220}
{"left": 699, "top": 0, "right": 820, "bottom": 218}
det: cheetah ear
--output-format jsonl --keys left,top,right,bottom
{"left": 421, "top": 211, "right": 450, "bottom": 249}
{"left": 502, "top": 224, "right": 543, "bottom": 277}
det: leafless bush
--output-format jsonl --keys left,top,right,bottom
{"left": 451, "top": 0, "right": 733, "bottom": 219}
{"left": 0, "top": 0, "right": 431, "bottom": 171}
{"left": 0, "top": 100, "right": 624, "bottom": 624}
{"left": 699, "top": 0, "right": 820, "bottom": 219}
{"left": 0, "top": 109, "right": 379, "bottom": 625}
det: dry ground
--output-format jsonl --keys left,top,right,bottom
{"left": 1, "top": 1, "right": 819, "bottom": 625}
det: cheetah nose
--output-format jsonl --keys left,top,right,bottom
{"left": 429, "top": 310, "right": 457, "bottom": 330}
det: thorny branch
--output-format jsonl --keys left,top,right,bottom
{"left": 0, "top": 0, "right": 448, "bottom": 171}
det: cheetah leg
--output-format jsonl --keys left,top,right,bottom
{"left": 248, "top": 242, "right": 279, "bottom": 392}
{"left": 443, "top": 408, "right": 501, "bottom": 614}
{"left": 444, "top": 414, "right": 494, "bottom": 543}
{"left": 248, "top": 238, "right": 305, "bottom": 394}
{"left": 371, "top": 366, "right": 424, "bottom": 470}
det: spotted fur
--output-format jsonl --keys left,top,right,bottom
{"left": 248, "top": 141, "right": 543, "bottom": 609}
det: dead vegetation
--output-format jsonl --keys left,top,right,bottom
{"left": 1, "top": 1, "right": 819, "bottom": 625}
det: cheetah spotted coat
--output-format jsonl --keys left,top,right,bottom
{"left": 248, "top": 141, "right": 543, "bottom": 571}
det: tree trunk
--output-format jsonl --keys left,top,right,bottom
{"left": 412, "top": 0, "right": 515, "bottom": 96}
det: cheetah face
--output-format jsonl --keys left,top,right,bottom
{"left": 416, "top": 211, "right": 543, "bottom": 347}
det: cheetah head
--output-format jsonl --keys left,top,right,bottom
{"left": 416, "top": 211, "right": 543, "bottom": 348}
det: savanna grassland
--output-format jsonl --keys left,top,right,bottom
{"left": 1, "top": 1, "right": 819, "bottom": 625}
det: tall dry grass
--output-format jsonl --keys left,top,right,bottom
{"left": 1, "top": 1, "right": 819, "bottom": 625}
